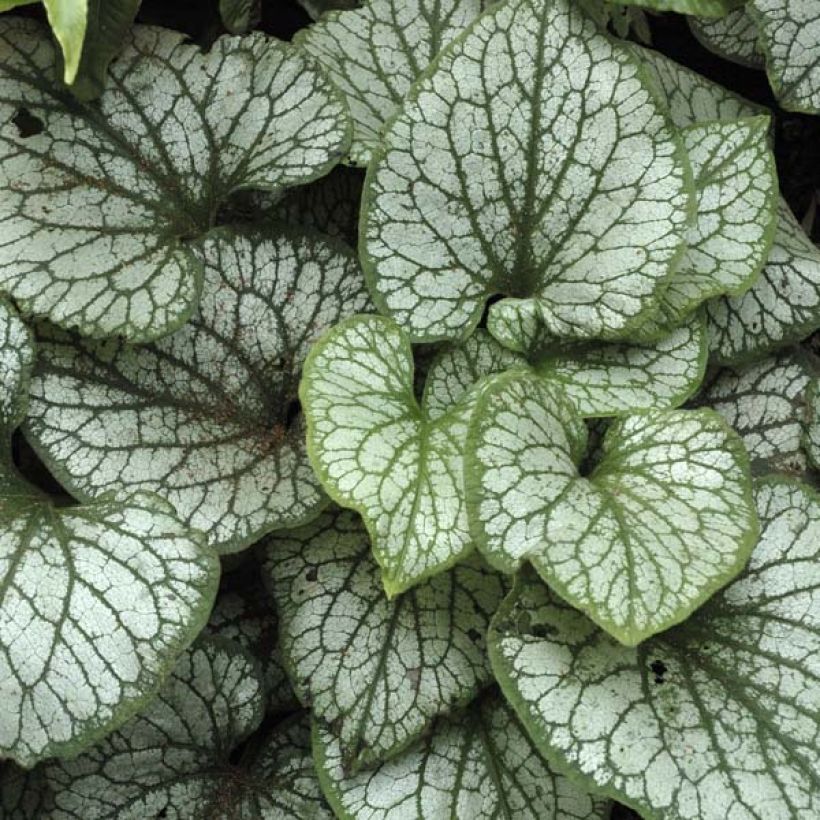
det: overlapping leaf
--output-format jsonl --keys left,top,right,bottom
{"left": 25, "top": 228, "right": 371, "bottom": 553}
{"left": 0, "top": 300, "right": 220, "bottom": 767}
{"left": 314, "top": 690, "right": 610, "bottom": 820}
{"left": 264, "top": 507, "right": 506, "bottom": 769}
{"left": 362, "top": 0, "right": 691, "bottom": 343}
{"left": 25, "top": 638, "right": 331, "bottom": 818}
{"left": 695, "top": 350, "right": 817, "bottom": 476}
{"left": 807, "top": 377, "right": 820, "bottom": 469}
{"left": 690, "top": 7, "right": 765, "bottom": 68}
{"left": 301, "top": 314, "right": 504, "bottom": 594}
{"left": 489, "top": 478, "right": 820, "bottom": 820}
{"left": 0, "top": 19, "right": 349, "bottom": 341}
{"left": 297, "top": 0, "right": 489, "bottom": 164}
{"left": 466, "top": 371, "right": 758, "bottom": 644}
{"left": 749, "top": 0, "right": 820, "bottom": 113}
{"left": 611, "top": 0, "right": 742, "bottom": 16}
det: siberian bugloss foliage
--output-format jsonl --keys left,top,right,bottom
{"left": 0, "top": 0, "right": 818, "bottom": 818}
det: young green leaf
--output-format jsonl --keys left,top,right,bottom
{"left": 362, "top": 0, "right": 692, "bottom": 343}
{"left": 42, "top": 0, "right": 87, "bottom": 84}
{"left": 489, "top": 477, "right": 820, "bottom": 820}
{"left": 297, "top": 0, "right": 489, "bottom": 164}
{"left": 0, "top": 19, "right": 349, "bottom": 341}
{"left": 219, "top": 0, "right": 261, "bottom": 34}
{"left": 695, "top": 350, "right": 817, "bottom": 477}
{"left": 466, "top": 371, "right": 758, "bottom": 645}
{"left": 690, "top": 7, "right": 766, "bottom": 69}
{"left": 31, "top": 638, "right": 331, "bottom": 818}
{"left": 749, "top": 0, "right": 820, "bottom": 113}
{"left": 264, "top": 507, "right": 506, "bottom": 770}
{"left": 314, "top": 689, "right": 611, "bottom": 820}
{"left": 301, "top": 314, "right": 502, "bottom": 595}
{"left": 25, "top": 228, "right": 371, "bottom": 553}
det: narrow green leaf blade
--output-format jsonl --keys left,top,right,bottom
{"left": 362, "top": 0, "right": 692, "bottom": 343}
{"left": 25, "top": 228, "right": 370, "bottom": 553}
{"left": 0, "top": 20, "right": 350, "bottom": 341}
{"left": 42, "top": 0, "right": 87, "bottom": 84}
{"left": 467, "top": 371, "right": 758, "bottom": 644}
{"left": 489, "top": 477, "right": 820, "bottom": 820}
{"left": 314, "top": 690, "right": 610, "bottom": 820}
{"left": 264, "top": 507, "right": 506, "bottom": 769}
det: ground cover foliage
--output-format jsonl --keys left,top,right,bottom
{"left": 0, "top": 0, "right": 818, "bottom": 818}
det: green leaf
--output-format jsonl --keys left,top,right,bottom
{"left": 0, "top": 1, "right": 36, "bottom": 10}
{"left": 690, "top": 7, "right": 766, "bottom": 69}
{"left": 807, "top": 377, "right": 820, "bottom": 470}
{"left": 68, "top": 0, "right": 140, "bottom": 101}
{"left": 29, "top": 638, "right": 332, "bottom": 818}
{"left": 297, "top": 0, "right": 489, "bottom": 165}
{"left": 297, "top": 0, "right": 360, "bottom": 20}
{"left": 42, "top": 0, "right": 87, "bottom": 84}
{"left": 489, "top": 477, "right": 820, "bottom": 820}
{"left": 610, "top": 0, "right": 742, "bottom": 18}
{"left": 361, "top": 0, "right": 692, "bottom": 343}
{"left": 749, "top": 0, "right": 820, "bottom": 113}
{"left": 466, "top": 370, "right": 758, "bottom": 645}
{"left": 0, "top": 19, "right": 350, "bottom": 341}
{"left": 314, "top": 689, "right": 611, "bottom": 820}
{"left": 694, "top": 350, "right": 817, "bottom": 477}
{"left": 219, "top": 0, "right": 261, "bottom": 33}
{"left": 633, "top": 45, "right": 820, "bottom": 364}
{"left": 0, "top": 300, "right": 35, "bottom": 440}
{"left": 203, "top": 561, "right": 298, "bottom": 715}
{"left": 655, "top": 116, "right": 777, "bottom": 324}
{"left": 25, "top": 228, "right": 371, "bottom": 553}
{"left": 263, "top": 507, "right": 506, "bottom": 770}
{"left": 301, "top": 314, "right": 502, "bottom": 595}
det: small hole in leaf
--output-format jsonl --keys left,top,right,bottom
{"left": 305, "top": 567, "right": 318, "bottom": 582}
{"left": 11, "top": 107, "right": 44, "bottom": 138}
{"left": 467, "top": 627, "right": 482, "bottom": 643}
{"left": 650, "top": 659, "right": 667, "bottom": 685}
{"left": 285, "top": 398, "right": 301, "bottom": 429}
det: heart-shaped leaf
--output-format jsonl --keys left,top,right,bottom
{"left": 0, "top": 19, "right": 349, "bottom": 341}
{"left": 466, "top": 370, "right": 758, "bottom": 644}
{"left": 361, "top": 0, "right": 692, "bottom": 343}
{"left": 24, "top": 638, "right": 332, "bottom": 818}
{"left": 749, "top": 0, "right": 820, "bottom": 113}
{"left": 301, "top": 314, "right": 504, "bottom": 594}
{"left": 695, "top": 350, "right": 817, "bottom": 477}
{"left": 25, "top": 228, "right": 371, "bottom": 553}
{"left": 489, "top": 477, "right": 820, "bottom": 820}
{"left": 314, "top": 689, "right": 611, "bottom": 820}
{"left": 690, "top": 7, "right": 766, "bottom": 69}
{"left": 264, "top": 506, "right": 506, "bottom": 770}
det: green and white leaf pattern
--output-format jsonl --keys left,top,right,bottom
{"left": 297, "top": 0, "right": 489, "bottom": 164}
{"left": 466, "top": 371, "right": 758, "bottom": 644}
{"left": 0, "top": 300, "right": 35, "bottom": 439}
{"left": 749, "top": 0, "right": 820, "bottom": 113}
{"left": 805, "top": 377, "right": 820, "bottom": 470}
{"left": 657, "top": 116, "right": 777, "bottom": 324}
{"left": 489, "top": 477, "right": 820, "bottom": 820}
{"left": 0, "top": 20, "right": 349, "bottom": 341}
{"left": 25, "top": 228, "right": 371, "bottom": 553}
{"left": 362, "top": 0, "right": 692, "bottom": 343}
{"left": 695, "top": 351, "right": 817, "bottom": 476}
{"left": 0, "top": 490, "right": 219, "bottom": 767}
{"left": 264, "top": 507, "right": 506, "bottom": 769}
{"left": 34, "top": 638, "right": 331, "bottom": 818}
{"left": 690, "top": 7, "right": 766, "bottom": 69}
{"left": 611, "top": 0, "right": 742, "bottom": 17}
{"left": 301, "top": 314, "right": 494, "bottom": 595}
{"left": 314, "top": 690, "right": 610, "bottom": 820}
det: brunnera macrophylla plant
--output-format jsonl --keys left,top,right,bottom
{"left": 0, "top": 0, "right": 818, "bottom": 817}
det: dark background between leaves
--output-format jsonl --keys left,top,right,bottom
{"left": 8, "top": 2, "right": 820, "bottom": 818}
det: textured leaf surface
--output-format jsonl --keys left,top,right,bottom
{"left": 0, "top": 20, "right": 349, "bottom": 341}
{"left": 314, "top": 690, "right": 610, "bottom": 820}
{"left": 807, "top": 378, "right": 820, "bottom": 469}
{"left": 264, "top": 507, "right": 505, "bottom": 769}
{"left": 489, "top": 478, "right": 820, "bottom": 820}
{"left": 611, "top": 0, "right": 740, "bottom": 16}
{"left": 749, "top": 0, "right": 820, "bottom": 112}
{"left": 25, "top": 228, "right": 371, "bottom": 553}
{"left": 297, "top": 0, "right": 488, "bottom": 164}
{"left": 690, "top": 7, "right": 765, "bottom": 68}
{"left": 695, "top": 351, "right": 816, "bottom": 476}
{"left": 33, "top": 638, "right": 331, "bottom": 818}
{"left": 0, "top": 490, "right": 219, "bottom": 767}
{"left": 656, "top": 116, "right": 777, "bottom": 324}
{"left": 0, "top": 300, "right": 34, "bottom": 438}
{"left": 466, "top": 371, "right": 758, "bottom": 644}
{"left": 634, "top": 45, "right": 820, "bottom": 364}
{"left": 362, "top": 0, "right": 691, "bottom": 343}
{"left": 302, "top": 314, "right": 499, "bottom": 594}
